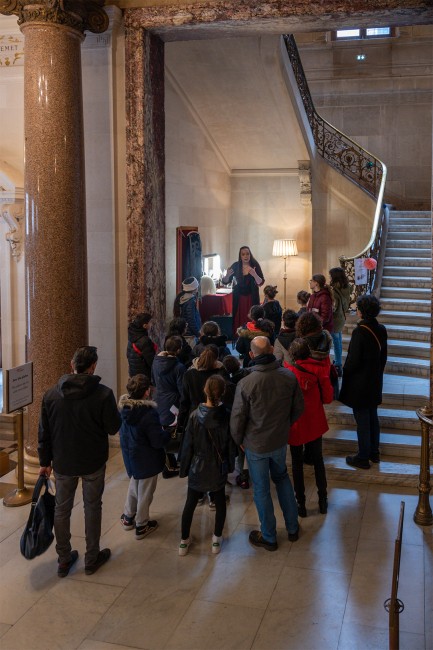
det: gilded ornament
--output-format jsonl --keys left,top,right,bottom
{"left": 0, "top": 0, "right": 108, "bottom": 34}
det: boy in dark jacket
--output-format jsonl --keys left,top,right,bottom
{"left": 222, "top": 355, "right": 250, "bottom": 489}
{"left": 126, "top": 313, "right": 156, "bottom": 379}
{"left": 119, "top": 374, "right": 170, "bottom": 539}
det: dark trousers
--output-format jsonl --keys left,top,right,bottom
{"left": 352, "top": 406, "right": 380, "bottom": 460}
{"left": 181, "top": 486, "right": 226, "bottom": 539}
{"left": 290, "top": 437, "right": 327, "bottom": 503}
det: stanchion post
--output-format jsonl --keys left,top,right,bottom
{"left": 3, "top": 409, "right": 32, "bottom": 507}
{"left": 414, "top": 405, "right": 433, "bottom": 526}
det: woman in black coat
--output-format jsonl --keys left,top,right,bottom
{"left": 339, "top": 295, "right": 388, "bottom": 469}
{"left": 127, "top": 313, "right": 155, "bottom": 379}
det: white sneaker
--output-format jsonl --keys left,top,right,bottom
{"left": 178, "top": 537, "right": 192, "bottom": 556}
{"left": 212, "top": 535, "right": 223, "bottom": 554}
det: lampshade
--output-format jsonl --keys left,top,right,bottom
{"left": 272, "top": 239, "right": 298, "bottom": 257}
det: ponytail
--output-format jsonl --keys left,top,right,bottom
{"left": 204, "top": 374, "right": 226, "bottom": 406}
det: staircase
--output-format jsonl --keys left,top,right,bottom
{"left": 323, "top": 210, "right": 431, "bottom": 486}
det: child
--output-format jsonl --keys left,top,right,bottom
{"left": 178, "top": 375, "right": 235, "bottom": 555}
{"left": 173, "top": 277, "right": 202, "bottom": 345}
{"left": 286, "top": 338, "right": 333, "bottom": 517}
{"left": 296, "top": 290, "right": 311, "bottom": 315}
{"left": 273, "top": 309, "right": 299, "bottom": 365}
{"left": 192, "top": 321, "right": 231, "bottom": 361}
{"left": 235, "top": 305, "right": 275, "bottom": 367}
{"left": 222, "top": 355, "right": 250, "bottom": 489}
{"left": 262, "top": 285, "right": 283, "bottom": 334}
{"left": 119, "top": 374, "right": 170, "bottom": 539}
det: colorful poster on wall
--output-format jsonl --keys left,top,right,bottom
{"left": 354, "top": 258, "right": 368, "bottom": 285}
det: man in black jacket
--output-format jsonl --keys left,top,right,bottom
{"left": 38, "top": 346, "right": 121, "bottom": 577}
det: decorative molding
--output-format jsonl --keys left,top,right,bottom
{"left": 0, "top": 33, "right": 24, "bottom": 66}
{"left": 1, "top": 201, "right": 24, "bottom": 259}
{"left": 0, "top": 161, "right": 24, "bottom": 260}
{"left": 298, "top": 160, "right": 311, "bottom": 205}
{"left": 0, "top": 0, "right": 109, "bottom": 35}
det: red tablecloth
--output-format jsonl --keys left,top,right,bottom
{"left": 199, "top": 293, "right": 233, "bottom": 321}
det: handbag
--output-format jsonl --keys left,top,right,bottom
{"left": 20, "top": 475, "right": 55, "bottom": 560}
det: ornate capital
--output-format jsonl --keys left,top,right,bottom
{"left": 0, "top": 0, "right": 109, "bottom": 35}
{"left": 298, "top": 160, "right": 311, "bottom": 206}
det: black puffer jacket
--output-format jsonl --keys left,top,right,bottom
{"left": 127, "top": 323, "right": 155, "bottom": 379}
{"left": 179, "top": 403, "right": 236, "bottom": 492}
{"left": 151, "top": 353, "right": 186, "bottom": 426}
{"left": 38, "top": 374, "right": 121, "bottom": 475}
{"left": 119, "top": 396, "right": 170, "bottom": 479}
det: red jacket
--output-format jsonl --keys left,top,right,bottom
{"left": 285, "top": 358, "right": 333, "bottom": 446}
{"left": 307, "top": 288, "right": 333, "bottom": 333}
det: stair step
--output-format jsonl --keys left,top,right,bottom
{"left": 382, "top": 275, "right": 431, "bottom": 288}
{"left": 326, "top": 404, "right": 420, "bottom": 430}
{"left": 380, "top": 287, "right": 431, "bottom": 299}
{"left": 322, "top": 454, "right": 422, "bottom": 487}
{"left": 384, "top": 257, "right": 431, "bottom": 267}
{"left": 380, "top": 297, "right": 431, "bottom": 312}
{"left": 385, "top": 355, "right": 429, "bottom": 377}
{"left": 387, "top": 226, "right": 431, "bottom": 234}
{"left": 383, "top": 265, "right": 431, "bottom": 276}
{"left": 324, "top": 426, "right": 421, "bottom": 458}
{"left": 387, "top": 239, "right": 432, "bottom": 248}
{"left": 341, "top": 334, "right": 430, "bottom": 359}
{"left": 377, "top": 310, "right": 430, "bottom": 326}
{"left": 379, "top": 323, "right": 430, "bottom": 342}
{"left": 385, "top": 247, "right": 431, "bottom": 258}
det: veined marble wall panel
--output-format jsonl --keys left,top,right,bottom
{"left": 165, "top": 79, "right": 230, "bottom": 318}
{"left": 230, "top": 174, "right": 311, "bottom": 310}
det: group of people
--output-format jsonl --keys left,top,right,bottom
{"left": 37, "top": 249, "right": 387, "bottom": 575}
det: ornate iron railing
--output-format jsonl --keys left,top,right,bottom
{"left": 283, "top": 34, "right": 387, "bottom": 307}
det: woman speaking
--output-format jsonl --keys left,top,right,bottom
{"left": 222, "top": 246, "right": 264, "bottom": 335}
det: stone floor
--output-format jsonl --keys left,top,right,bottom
{"left": 0, "top": 448, "right": 432, "bottom": 650}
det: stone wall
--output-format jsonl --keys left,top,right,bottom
{"left": 297, "top": 26, "right": 433, "bottom": 209}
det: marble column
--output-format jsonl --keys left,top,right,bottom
{"left": 0, "top": 0, "right": 108, "bottom": 465}
{"left": 125, "top": 27, "right": 166, "bottom": 347}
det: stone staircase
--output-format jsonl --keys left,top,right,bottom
{"left": 323, "top": 210, "right": 431, "bottom": 486}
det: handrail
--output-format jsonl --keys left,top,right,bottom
{"left": 283, "top": 34, "right": 388, "bottom": 306}
{"left": 384, "top": 501, "right": 405, "bottom": 650}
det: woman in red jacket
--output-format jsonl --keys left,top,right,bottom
{"left": 307, "top": 274, "right": 333, "bottom": 333}
{"left": 286, "top": 338, "right": 333, "bottom": 517}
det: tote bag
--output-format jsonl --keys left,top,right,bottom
{"left": 20, "top": 475, "right": 55, "bottom": 560}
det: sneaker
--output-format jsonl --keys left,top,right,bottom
{"left": 136, "top": 520, "right": 158, "bottom": 540}
{"left": 209, "top": 500, "right": 216, "bottom": 510}
{"left": 249, "top": 530, "right": 278, "bottom": 552}
{"left": 197, "top": 496, "right": 205, "bottom": 506}
{"left": 212, "top": 534, "right": 223, "bottom": 554}
{"left": 57, "top": 550, "right": 79, "bottom": 578}
{"left": 346, "top": 455, "right": 371, "bottom": 470}
{"left": 288, "top": 526, "right": 300, "bottom": 542}
{"left": 120, "top": 513, "right": 135, "bottom": 530}
{"left": 178, "top": 537, "right": 193, "bottom": 556}
{"left": 85, "top": 548, "right": 111, "bottom": 575}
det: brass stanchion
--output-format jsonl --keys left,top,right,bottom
{"left": 414, "top": 405, "right": 433, "bottom": 526}
{"left": 3, "top": 409, "right": 32, "bottom": 507}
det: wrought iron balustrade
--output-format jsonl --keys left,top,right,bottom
{"left": 283, "top": 34, "right": 387, "bottom": 307}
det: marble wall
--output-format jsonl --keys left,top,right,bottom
{"left": 230, "top": 174, "right": 311, "bottom": 309}
{"left": 165, "top": 76, "right": 231, "bottom": 315}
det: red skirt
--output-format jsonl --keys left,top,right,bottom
{"left": 233, "top": 294, "right": 252, "bottom": 335}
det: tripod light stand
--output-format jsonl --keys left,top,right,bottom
{"left": 272, "top": 239, "right": 298, "bottom": 309}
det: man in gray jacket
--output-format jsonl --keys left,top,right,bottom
{"left": 230, "top": 337, "right": 304, "bottom": 551}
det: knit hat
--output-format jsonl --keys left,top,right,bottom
{"left": 182, "top": 276, "right": 199, "bottom": 292}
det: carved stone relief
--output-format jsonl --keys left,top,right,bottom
{"left": 298, "top": 160, "right": 311, "bottom": 206}
{"left": 0, "top": 0, "right": 109, "bottom": 34}
{"left": 0, "top": 163, "right": 24, "bottom": 260}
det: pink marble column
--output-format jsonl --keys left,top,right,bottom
{"left": 0, "top": 1, "right": 108, "bottom": 461}
{"left": 125, "top": 28, "right": 166, "bottom": 347}
{"left": 21, "top": 22, "right": 88, "bottom": 456}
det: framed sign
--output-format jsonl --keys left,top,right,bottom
{"left": 4, "top": 362, "right": 33, "bottom": 413}
{"left": 354, "top": 258, "right": 368, "bottom": 285}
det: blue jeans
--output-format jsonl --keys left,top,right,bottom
{"left": 331, "top": 331, "right": 343, "bottom": 367}
{"left": 54, "top": 464, "right": 106, "bottom": 565}
{"left": 245, "top": 445, "right": 298, "bottom": 543}
{"left": 352, "top": 407, "right": 380, "bottom": 460}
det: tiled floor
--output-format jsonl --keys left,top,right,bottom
{"left": 0, "top": 449, "right": 431, "bottom": 650}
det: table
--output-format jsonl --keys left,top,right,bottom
{"left": 199, "top": 292, "right": 233, "bottom": 321}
